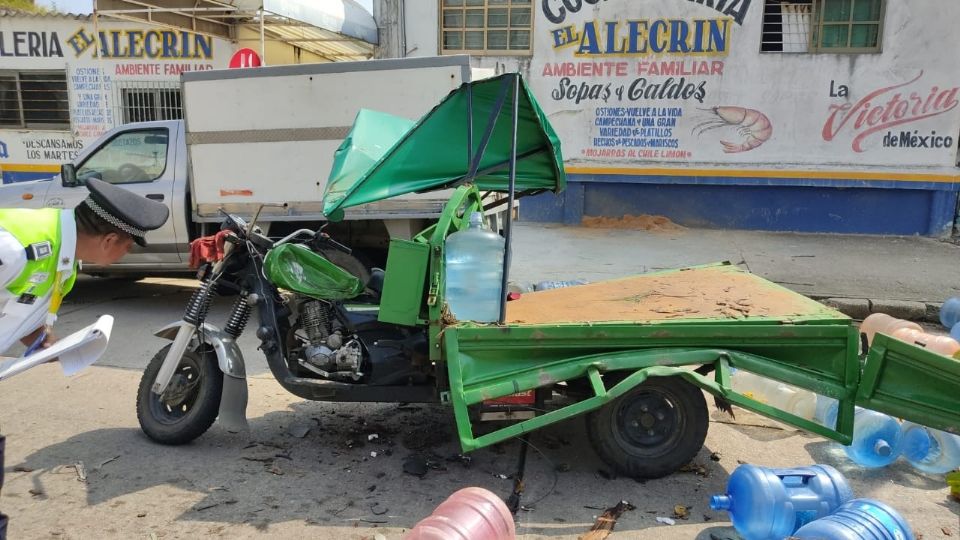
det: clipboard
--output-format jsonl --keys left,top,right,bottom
{"left": 0, "top": 315, "right": 114, "bottom": 382}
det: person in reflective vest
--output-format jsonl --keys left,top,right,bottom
{"left": 0, "top": 178, "right": 168, "bottom": 353}
{"left": 0, "top": 178, "right": 168, "bottom": 538}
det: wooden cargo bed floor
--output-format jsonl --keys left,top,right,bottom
{"left": 506, "top": 264, "right": 843, "bottom": 325}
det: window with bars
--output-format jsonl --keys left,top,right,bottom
{"left": 441, "top": 0, "right": 532, "bottom": 55}
{"left": 120, "top": 86, "right": 182, "bottom": 124}
{"left": 761, "top": 0, "right": 884, "bottom": 53}
{"left": 0, "top": 70, "right": 70, "bottom": 129}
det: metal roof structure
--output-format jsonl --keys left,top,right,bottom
{"left": 93, "top": 0, "right": 376, "bottom": 62}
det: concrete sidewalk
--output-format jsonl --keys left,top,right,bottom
{"left": 509, "top": 222, "right": 960, "bottom": 322}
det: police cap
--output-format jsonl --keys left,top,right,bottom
{"left": 81, "top": 178, "right": 170, "bottom": 246}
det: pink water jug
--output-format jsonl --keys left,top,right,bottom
{"left": 860, "top": 313, "right": 922, "bottom": 345}
{"left": 403, "top": 487, "right": 516, "bottom": 540}
{"left": 891, "top": 328, "right": 960, "bottom": 357}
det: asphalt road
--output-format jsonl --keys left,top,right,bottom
{"left": 0, "top": 271, "right": 952, "bottom": 539}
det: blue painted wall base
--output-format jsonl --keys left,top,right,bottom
{"left": 2, "top": 171, "right": 56, "bottom": 184}
{"left": 522, "top": 174, "right": 960, "bottom": 237}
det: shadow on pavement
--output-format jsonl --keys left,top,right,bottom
{"left": 8, "top": 400, "right": 732, "bottom": 536}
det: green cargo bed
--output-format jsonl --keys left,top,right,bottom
{"left": 443, "top": 263, "right": 865, "bottom": 451}
{"left": 505, "top": 264, "right": 845, "bottom": 325}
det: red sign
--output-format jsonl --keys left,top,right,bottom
{"left": 229, "top": 48, "right": 262, "bottom": 69}
{"left": 483, "top": 390, "right": 535, "bottom": 406}
{"left": 822, "top": 71, "right": 959, "bottom": 152}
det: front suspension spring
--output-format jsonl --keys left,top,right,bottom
{"left": 183, "top": 280, "right": 215, "bottom": 326}
{"left": 224, "top": 295, "right": 252, "bottom": 338}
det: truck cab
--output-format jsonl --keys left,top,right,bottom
{"left": 1, "top": 120, "right": 189, "bottom": 272}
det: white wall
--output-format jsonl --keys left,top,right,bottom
{"left": 0, "top": 14, "right": 232, "bottom": 179}
{"left": 381, "top": 0, "right": 960, "bottom": 174}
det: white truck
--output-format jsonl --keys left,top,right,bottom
{"left": 0, "top": 56, "right": 490, "bottom": 277}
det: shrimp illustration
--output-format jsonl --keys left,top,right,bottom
{"left": 693, "top": 106, "right": 773, "bottom": 153}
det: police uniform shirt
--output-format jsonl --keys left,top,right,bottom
{"left": 0, "top": 210, "right": 77, "bottom": 353}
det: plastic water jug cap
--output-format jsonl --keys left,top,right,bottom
{"left": 709, "top": 494, "right": 732, "bottom": 511}
{"left": 468, "top": 211, "right": 484, "bottom": 228}
{"left": 874, "top": 439, "right": 892, "bottom": 456}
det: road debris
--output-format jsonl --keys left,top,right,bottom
{"left": 943, "top": 527, "right": 953, "bottom": 536}
{"left": 710, "top": 451, "right": 722, "bottom": 461}
{"left": 674, "top": 505, "right": 690, "bottom": 519}
{"left": 28, "top": 488, "right": 44, "bottom": 497}
{"left": 73, "top": 461, "right": 87, "bottom": 483}
{"left": 678, "top": 461, "right": 708, "bottom": 477}
{"left": 656, "top": 516, "right": 676, "bottom": 525}
{"left": 948, "top": 471, "right": 960, "bottom": 503}
{"left": 193, "top": 499, "right": 237, "bottom": 512}
{"left": 368, "top": 433, "right": 379, "bottom": 441}
{"left": 12, "top": 465, "right": 34, "bottom": 473}
{"left": 267, "top": 464, "right": 284, "bottom": 475}
{"left": 402, "top": 455, "right": 428, "bottom": 477}
{"left": 578, "top": 500, "right": 634, "bottom": 540}
{"left": 96, "top": 455, "right": 120, "bottom": 470}
{"left": 287, "top": 423, "right": 312, "bottom": 438}
{"left": 402, "top": 425, "right": 450, "bottom": 450}
{"left": 370, "top": 451, "right": 378, "bottom": 458}
{"left": 446, "top": 453, "right": 472, "bottom": 468}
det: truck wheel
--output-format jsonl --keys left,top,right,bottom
{"left": 136, "top": 345, "right": 222, "bottom": 445}
{"left": 586, "top": 375, "right": 708, "bottom": 479}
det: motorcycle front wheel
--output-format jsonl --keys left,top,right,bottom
{"left": 136, "top": 344, "right": 223, "bottom": 445}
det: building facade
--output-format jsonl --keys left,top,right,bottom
{"left": 0, "top": 5, "right": 367, "bottom": 185}
{"left": 376, "top": 0, "right": 960, "bottom": 236}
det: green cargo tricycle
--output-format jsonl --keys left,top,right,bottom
{"left": 136, "top": 74, "right": 960, "bottom": 487}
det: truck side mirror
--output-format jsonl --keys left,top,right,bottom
{"left": 61, "top": 163, "right": 79, "bottom": 187}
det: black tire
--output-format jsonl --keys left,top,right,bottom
{"left": 586, "top": 375, "right": 708, "bottom": 479}
{"left": 136, "top": 344, "right": 223, "bottom": 445}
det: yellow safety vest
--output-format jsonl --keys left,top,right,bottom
{"left": 0, "top": 208, "right": 77, "bottom": 308}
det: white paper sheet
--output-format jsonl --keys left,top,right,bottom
{"left": 0, "top": 315, "right": 114, "bottom": 381}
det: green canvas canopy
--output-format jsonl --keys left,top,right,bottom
{"left": 323, "top": 73, "right": 566, "bottom": 219}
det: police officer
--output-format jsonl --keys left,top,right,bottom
{"left": 0, "top": 178, "right": 168, "bottom": 538}
{"left": 0, "top": 178, "right": 169, "bottom": 353}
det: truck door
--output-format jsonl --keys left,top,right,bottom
{"left": 51, "top": 125, "right": 180, "bottom": 265}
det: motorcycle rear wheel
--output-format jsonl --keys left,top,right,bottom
{"left": 137, "top": 344, "right": 223, "bottom": 445}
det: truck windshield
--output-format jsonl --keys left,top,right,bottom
{"left": 77, "top": 128, "right": 168, "bottom": 185}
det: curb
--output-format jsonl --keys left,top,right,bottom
{"left": 815, "top": 296, "right": 940, "bottom": 324}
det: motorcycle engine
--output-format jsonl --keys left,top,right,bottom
{"left": 298, "top": 299, "right": 364, "bottom": 381}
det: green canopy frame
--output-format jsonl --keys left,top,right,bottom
{"left": 323, "top": 72, "right": 566, "bottom": 323}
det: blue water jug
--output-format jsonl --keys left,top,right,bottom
{"left": 709, "top": 464, "right": 853, "bottom": 540}
{"left": 900, "top": 421, "right": 960, "bottom": 475}
{"left": 940, "top": 297, "right": 960, "bottom": 329}
{"left": 814, "top": 395, "right": 839, "bottom": 427}
{"left": 818, "top": 402, "right": 903, "bottom": 468}
{"left": 793, "top": 499, "right": 915, "bottom": 540}
{"left": 950, "top": 322, "right": 960, "bottom": 343}
{"left": 444, "top": 211, "right": 505, "bottom": 323}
